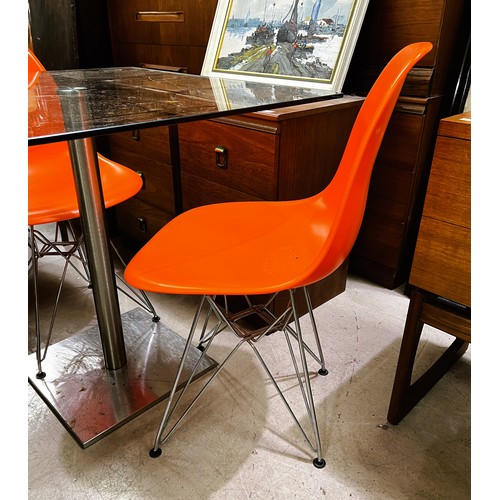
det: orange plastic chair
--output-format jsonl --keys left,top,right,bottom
{"left": 124, "top": 42, "right": 433, "bottom": 467}
{"left": 28, "top": 48, "right": 160, "bottom": 379}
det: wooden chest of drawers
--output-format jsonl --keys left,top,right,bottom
{"left": 410, "top": 112, "right": 471, "bottom": 307}
{"left": 387, "top": 112, "right": 471, "bottom": 424}
{"left": 109, "top": 96, "right": 364, "bottom": 315}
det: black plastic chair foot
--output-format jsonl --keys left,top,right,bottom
{"left": 313, "top": 458, "right": 326, "bottom": 469}
{"left": 149, "top": 447, "right": 162, "bottom": 458}
{"left": 152, "top": 316, "right": 161, "bottom": 323}
{"left": 318, "top": 368, "right": 329, "bottom": 376}
{"left": 36, "top": 371, "right": 46, "bottom": 380}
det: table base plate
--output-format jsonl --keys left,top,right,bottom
{"left": 28, "top": 307, "right": 216, "bottom": 448}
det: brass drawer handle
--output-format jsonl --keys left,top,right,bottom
{"left": 135, "top": 11, "right": 185, "bottom": 22}
{"left": 215, "top": 145, "right": 228, "bottom": 169}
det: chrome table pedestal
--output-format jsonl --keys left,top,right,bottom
{"left": 28, "top": 308, "right": 216, "bottom": 448}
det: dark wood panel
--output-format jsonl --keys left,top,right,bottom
{"left": 181, "top": 173, "right": 262, "bottom": 212}
{"left": 111, "top": 42, "right": 209, "bottom": 74}
{"left": 344, "top": 0, "right": 469, "bottom": 97}
{"left": 107, "top": 145, "right": 175, "bottom": 213}
{"left": 277, "top": 102, "right": 361, "bottom": 200}
{"left": 375, "top": 112, "right": 424, "bottom": 171}
{"left": 115, "top": 197, "right": 173, "bottom": 244}
{"left": 107, "top": 0, "right": 217, "bottom": 46}
{"left": 364, "top": 166, "right": 414, "bottom": 221}
{"left": 352, "top": 212, "right": 405, "bottom": 270}
{"left": 29, "top": 0, "right": 113, "bottom": 69}
{"left": 109, "top": 127, "right": 171, "bottom": 164}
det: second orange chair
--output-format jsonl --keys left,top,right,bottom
{"left": 28, "top": 48, "right": 159, "bottom": 380}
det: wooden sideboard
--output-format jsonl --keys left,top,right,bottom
{"left": 344, "top": 0, "right": 470, "bottom": 288}
{"left": 387, "top": 112, "right": 471, "bottom": 424}
{"left": 108, "top": 97, "right": 364, "bottom": 316}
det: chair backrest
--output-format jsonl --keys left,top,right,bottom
{"left": 305, "top": 42, "right": 433, "bottom": 285}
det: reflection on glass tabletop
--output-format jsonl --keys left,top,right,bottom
{"left": 28, "top": 66, "right": 341, "bottom": 145}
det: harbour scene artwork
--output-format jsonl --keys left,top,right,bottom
{"left": 213, "top": 0, "right": 358, "bottom": 83}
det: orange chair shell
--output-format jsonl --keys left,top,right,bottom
{"left": 28, "top": 142, "right": 142, "bottom": 226}
{"left": 124, "top": 42, "right": 433, "bottom": 297}
{"left": 28, "top": 48, "right": 143, "bottom": 226}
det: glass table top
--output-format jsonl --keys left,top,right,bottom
{"left": 28, "top": 66, "right": 341, "bottom": 145}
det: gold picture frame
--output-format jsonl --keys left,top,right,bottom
{"left": 202, "top": 0, "right": 370, "bottom": 92}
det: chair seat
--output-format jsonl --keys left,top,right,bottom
{"left": 124, "top": 195, "right": 347, "bottom": 296}
{"left": 28, "top": 143, "right": 143, "bottom": 226}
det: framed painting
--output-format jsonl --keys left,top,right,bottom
{"left": 202, "top": 0, "right": 370, "bottom": 92}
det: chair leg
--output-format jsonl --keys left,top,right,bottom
{"left": 149, "top": 290, "right": 326, "bottom": 468}
{"left": 282, "top": 287, "right": 328, "bottom": 375}
{"left": 29, "top": 226, "right": 45, "bottom": 379}
{"left": 150, "top": 296, "right": 234, "bottom": 456}
{"left": 29, "top": 224, "right": 83, "bottom": 379}
{"left": 110, "top": 239, "right": 160, "bottom": 322}
{"left": 288, "top": 288, "right": 325, "bottom": 468}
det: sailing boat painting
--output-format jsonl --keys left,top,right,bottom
{"left": 202, "top": 0, "right": 370, "bottom": 92}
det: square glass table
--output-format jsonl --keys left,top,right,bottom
{"left": 28, "top": 66, "right": 341, "bottom": 447}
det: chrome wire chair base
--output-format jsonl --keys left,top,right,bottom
{"left": 29, "top": 221, "right": 90, "bottom": 378}
{"left": 149, "top": 287, "right": 328, "bottom": 468}
{"left": 110, "top": 239, "right": 160, "bottom": 323}
{"left": 28, "top": 221, "right": 160, "bottom": 379}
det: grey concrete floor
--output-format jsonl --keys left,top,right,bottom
{"left": 26, "top": 231, "right": 471, "bottom": 499}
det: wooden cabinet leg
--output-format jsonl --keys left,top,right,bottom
{"left": 387, "top": 288, "right": 469, "bottom": 424}
{"left": 387, "top": 288, "right": 425, "bottom": 424}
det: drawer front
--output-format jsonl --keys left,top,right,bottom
{"left": 421, "top": 135, "right": 471, "bottom": 228}
{"left": 410, "top": 217, "right": 471, "bottom": 307}
{"left": 111, "top": 42, "right": 209, "bottom": 74}
{"left": 179, "top": 121, "right": 278, "bottom": 200}
{"left": 107, "top": 0, "right": 217, "bottom": 46}
{"left": 182, "top": 173, "right": 262, "bottom": 211}
{"left": 108, "top": 142, "right": 175, "bottom": 213}
{"left": 109, "top": 128, "right": 171, "bottom": 165}
{"left": 115, "top": 197, "right": 173, "bottom": 244}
